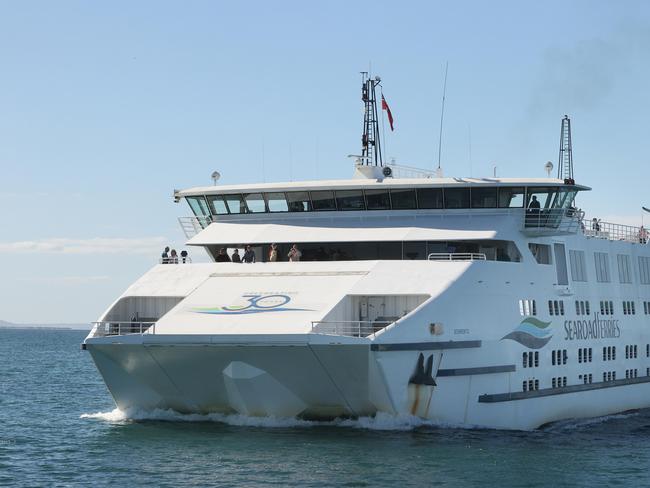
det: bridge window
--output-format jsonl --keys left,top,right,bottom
{"left": 444, "top": 188, "right": 470, "bottom": 209}
{"left": 287, "top": 191, "right": 312, "bottom": 212}
{"left": 223, "top": 194, "right": 247, "bottom": 214}
{"left": 498, "top": 187, "right": 525, "bottom": 208}
{"left": 244, "top": 193, "right": 266, "bottom": 213}
{"left": 336, "top": 190, "right": 365, "bottom": 211}
{"left": 471, "top": 187, "right": 498, "bottom": 208}
{"left": 365, "top": 189, "right": 391, "bottom": 210}
{"left": 311, "top": 190, "right": 337, "bottom": 211}
{"left": 266, "top": 192, "right": 289, "bottom": 212}
{"left": 186, "top": 196, "right": 211, "bottom": 217}
{"left": 390, "top": 189, "right": 417, "bottom": 209}
{"left": 526, "top": 187, "right": 555, "bottom": 210}
{"left": 416, "top": 188, "right": 443, "bottom": 209}
{"left": 551, "top": 189, "right": 577, "bottom": 209}
{"left": 205, "top": 195, "right": 229, "bottom": 215}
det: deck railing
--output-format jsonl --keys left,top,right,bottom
{"left": 158, "top": 257, "right": 193, "bottom": 264}
{"left": 522, "top": 208, "right": 584, "bottom": 235}
{"left": 582, "top": 218, "right": 649, "bottom": 244}
{"left": 311, "top": 320, "right": 393, "bottom": 338}
{"left": 427, "top": 252, "right": 486, "bottom": 261}
{"left": 178, "top": 216, "right": 212, "bottom": 238}
{"left": 91, "top": 321, "right": 156, "bottom": 337}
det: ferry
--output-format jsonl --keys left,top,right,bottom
{"left": 83, "top": 75, "right": 650, "bottom": 430}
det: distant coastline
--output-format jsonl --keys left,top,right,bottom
{"left": 0, "top": 319, "right": 90, "bottom": 330}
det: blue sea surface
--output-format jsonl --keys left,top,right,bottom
{"left": 2, "top": 328, "right": 650, "bottom": 487}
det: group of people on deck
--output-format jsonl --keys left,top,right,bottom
{"left": 161, "top": 247, "right": 190, "bottom": 264}
{"left": 215, "top": 244, "right": 302, "bottom": 263}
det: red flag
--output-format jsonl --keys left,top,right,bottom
{"left": 381, "top": 94, "right": 394, "bottom": 131}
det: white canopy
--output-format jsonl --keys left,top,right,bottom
{"left": 187, "top": 220, "right": 498, "bottom": 246}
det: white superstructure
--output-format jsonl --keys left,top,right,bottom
{"left": 84, "top": 165, "right": 650, "bottom": 430}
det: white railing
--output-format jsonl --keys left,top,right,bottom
{"left": 311, "top": 320, "right": 393, "bottom": 338}
{"left": 159, "top": 256, "right": 193, "bottom": 264}
{"left": 91, "top": 321, "right": 156, "bottom": 337}
{"left": 178, "top": 216, "right": 212, "bottom": 239}
{"left": 582, "top": 218, "right": 649, "bottom": 244}
{"left": 522, "top": 208, "right": 584, "bottom": 235}
{"left": 427, "top": 252, "right": 486, "bottom": 261}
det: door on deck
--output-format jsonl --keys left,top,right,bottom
{"left": 553, "top": 243, "right": 569, "bottom": 286}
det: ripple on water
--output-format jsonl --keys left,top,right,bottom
{"left": 4, "top": 329, "right": 650, "bottom": 487}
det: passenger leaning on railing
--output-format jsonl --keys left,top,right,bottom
{"left": 161, "top": 246, "right": 170, "bottom": 264}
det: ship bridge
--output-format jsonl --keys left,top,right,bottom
{"left": 174, "top": 176, "right": 590, "bottom": 260}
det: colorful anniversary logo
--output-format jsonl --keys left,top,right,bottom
{"left": 190, "top": 294, "right": 311, "bottom": 315}
{"left": 501, "top": 317, "right": 552, "bottom": 349}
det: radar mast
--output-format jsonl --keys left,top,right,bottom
{"left": 557, "top": 115, "right": 574, "bottom": 183}
{"left": 360, "top": 72, "right": 383, "bottom": 166}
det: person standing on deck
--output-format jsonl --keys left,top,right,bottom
{"left": 288, "top": 244, "right": 302, "bottom": 262}
{"left": 268, "top": 243, "right": 279, "bottom": 262}
{"left": 231, "top": 249, "right": 242, "bottom": 263}
{"left": 161, "top": 246, "right": 170, "bottom": 264}
{"left": 242, "top": 245, "right": 256, "bottom": 263}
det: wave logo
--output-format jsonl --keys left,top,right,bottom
{"left": 501, "top": 317, "right": 552, "bottom": 349}
{"left": 191, "top": 294, "right": 311, "bottom": 315}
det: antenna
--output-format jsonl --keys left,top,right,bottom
{"left": 211, "top": 171, "right": 220, "bottom": 185}
{"left": 360, "top": 72, "right": 383, "bottom": 166}
{"left": 437, "top": 62, "right": 449, "bottom": 171}
{"left": 557, "top": 115, "right": 574, "bottom": 182}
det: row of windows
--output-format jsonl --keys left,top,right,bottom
{"left": 521, "top": 345, "right": 650, "bottom": 367}
{"left": 623, "top": 301, "right": 636, "bottom": 315}
{"left": 548, "top": 300, "right": 565, "bottom": 316}
{"left": 523, "top": 379, "right": 540, "bottom": 392}
{"left": 600, "top": 300, "right": 615, "bottom": 315}
{"left": 578, "top": 347, "right": 593, "bottom": 363}
{"left": 579, "top": 373, "right": 593, "bottom": 384}
{"left": 569, "top": 250, "right": 650, "bottom": 285}
{"left": 522, "top": 351, "right": 540, "bottom": 368}
{"left": 603, "top": 371, "right": 617, "bottom": 382}
{"left": 186, "top": 186, "right": 579, "bottom": 217}
{"left": 520, "top": 297, "right": 650, "bottom": 317}
{"left": 518, "top": 299, "right": 537, "bottom": 317}
{"left": 551, "top": 376, "right": 568, "bottom": 388}
{"left": 575, "top": 300, "right": 591, "bottom": 315}
{"left": 522, "top": 369, "right": 650, "bottom": 391}
{"left": 603, "top": 346, "right": 617, "bottom": 361}
{"left": 625, "top": 345, "right": 638, "bottom": 359}
{"left": 551, "top": 349, "right": 568, "bottom": 365}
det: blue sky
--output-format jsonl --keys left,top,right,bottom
{"left": 1, "top": 1, "right": 649, "bottom": 323}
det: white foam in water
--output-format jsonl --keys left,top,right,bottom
{"left": 80, "top": 408, "right": 438, "bottom": 431}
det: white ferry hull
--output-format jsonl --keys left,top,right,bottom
{"left": 87, "top": 336, "right": 379, "bottom": 419}
{"left": 86, "top": 334, "right": 650, "bottom": 430}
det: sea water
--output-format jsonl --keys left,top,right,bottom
{"left": 2, "top": 328, "right": 650, "bottom": 487}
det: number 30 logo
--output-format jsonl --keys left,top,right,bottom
{"left": 223, "top": 294, "right": 291, "bottom": 311}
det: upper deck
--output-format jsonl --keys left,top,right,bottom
{"left": 176, "top": 174, "right": 587, "bottom": 218}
